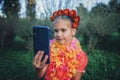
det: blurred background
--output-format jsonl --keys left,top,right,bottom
{"left": 0, "top": 0, "right": 120, "bottom": 80}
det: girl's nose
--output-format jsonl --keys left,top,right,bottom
{"left": 57, "top": 31, "right": 62, "bottom": 37}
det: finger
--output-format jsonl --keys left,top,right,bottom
{"left": 34, "top": 51, "right": 41, "bottom": 61}
{"left": 33, "top": 51, "right": 40, "bottom": 65}
{"left": 37, "top": 51, "right": 44, "bottom": 64}
{"left": 39, "top": 55, "right": 48, "bottom": 68}
{"left": 33, "top": 59, "right": 41, "bottom": 69}
{"left": 35, "top": 63, "right": 42, "bottom": 69}
{"left": 41, "top": 55, "right": 48, "bottom": 64}
{"left": 33, "top": 51, "right": 43, "bottom": 66}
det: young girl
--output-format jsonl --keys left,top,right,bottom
{"left": 33, "top": 9, "right": 88, "bottom": 80}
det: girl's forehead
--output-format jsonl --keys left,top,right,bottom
{"left": 54, "top": 18, "right": 71, "bottom": 25}
{"left": 53, "top": 19, "right": 71, "bottom": 29}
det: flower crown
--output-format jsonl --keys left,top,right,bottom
{"left": 50, "top": 9, "right": 80, "bottom": 29}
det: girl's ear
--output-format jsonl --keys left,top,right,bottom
{"left": 72, "top": 29, "right": 76, "bottom": 36}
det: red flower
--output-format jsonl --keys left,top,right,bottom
{"left": 58, "top": 10, "right": 63, "bottom": 15}
{"left": 50, "top": 15, "right": 54, "bottom": 21}
{"left": 74, "top": 16, "right": 80, "bottom": 22}
{"left": 72, "top": 22, "right": 78, "bottom": 29}
{"left": 50, "top": 9, "right": 80, "bottom": 29}
{"left": 69, "top": 10, "right": 76, "bottom": 17}
{"left": 53, "top": 11, "right": 58, "bottom": 17}
{"left": 63, "top": 9, "right": 69, "bottom": 15}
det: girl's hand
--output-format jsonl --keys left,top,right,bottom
{"left": 33, "top": 51, "right": 48, "bottom": 69}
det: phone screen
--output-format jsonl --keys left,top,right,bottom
{"left": 33, "top": 26, "right": 50, "bottom": 64}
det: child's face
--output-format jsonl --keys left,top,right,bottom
{"left": 53, "top": 18, "right": 76, "bottom": 44}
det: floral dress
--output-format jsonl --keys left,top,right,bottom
{"left": 44, "top": 38, "right": 88, "bottom": 80}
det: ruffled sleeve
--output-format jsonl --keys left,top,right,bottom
{"left": 75, "top": 50, "right": 88, "bottom": 73}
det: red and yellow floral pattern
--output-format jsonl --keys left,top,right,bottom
{"left": 45, "top": 38, "right": 88, "bottom": 80}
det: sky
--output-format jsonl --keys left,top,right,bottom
{"left": 82, "top": 0, "right": 110, "bottom": 11}
{"left": 0, "top": 0, "right": 110, "bottom": 18}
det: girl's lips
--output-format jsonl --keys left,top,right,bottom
{"left": 56, "top": 39, "right": 62, "bottom": 41}
{"left": 56, "top": 38, "right": 63, "bottom": 41}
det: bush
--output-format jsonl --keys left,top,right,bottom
{"left": 99, "top": 32, "right": 120, "bottom": 52}
{"left": 82, "top": 50, "right": 120, "bottom": 80}
{"left": 12, "top": 35, "right": 26, "bottom": 50}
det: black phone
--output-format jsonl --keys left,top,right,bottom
{"left": 33, "top": 26, "right": 50, "bottom": 64}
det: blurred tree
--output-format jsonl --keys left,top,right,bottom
{"left": 109, "top": 0, "right": 120, "bottom": 35}
{"left": 27, "top": 0, "right": 35, "bottom": 20}
{"left": 3, "top": 0, "right": 19, "bottom": 18}
{"left": 77, "top": 1, "right": 120, "bottom": 52}
{"left": 76, "top": 4, "right": 89, "bottom": 44}
{"left": 0, "top": 18, "right": 15, "bottom": 50}
{"left": 0, "top": 0, "right": 19, "bottom": 50}
{"left": 109, "top": 0, "right": 120, "bottom": 13}
{"left": 86, "top": 13, "right": 119, "bottom": 52}
{"left": 91, "top": 3, "right": 109, "bottom": 15}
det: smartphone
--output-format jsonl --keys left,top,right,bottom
{"left": 33, "top": 26, "right": 50, "bottom": 64}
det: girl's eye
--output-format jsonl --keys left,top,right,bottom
{"left": 61, "top": 29, "right": 67, "bottom": 32}
{"left": 54, "top": 29, "right": 58, "bottom": 32}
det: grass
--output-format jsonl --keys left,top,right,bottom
{"left": 0, "top": 50, "right": 120, "bottom": 80}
